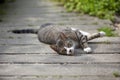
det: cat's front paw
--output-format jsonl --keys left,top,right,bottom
{"left": 84, "top": 47, "right": 92, "bottom": 53}
{"left": 100, "top": 31, "right": 106, "bottom": 37}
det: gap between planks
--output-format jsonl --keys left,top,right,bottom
{"left": 0, "top": 75, "right": 119, "bottom": 80}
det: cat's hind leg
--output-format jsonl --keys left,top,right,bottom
{"left": 87, "top": 31, "right": 106, "bottom": 41}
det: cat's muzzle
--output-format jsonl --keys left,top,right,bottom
{"left": 64, "top": 47, "right": 75, "bottom": 56}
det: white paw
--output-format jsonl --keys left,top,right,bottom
{"left": 71, "top": 27, "right": 77, "bottom": 31}
{"left": 84, "top": 47, "right": 92, "bottom": 53}
{"left": 100, "top": 31, "right": 106, "bottom": 37}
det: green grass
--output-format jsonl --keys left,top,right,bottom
{"left": 8, "top": 0, "right": 16, "bottom": 3}
{"left": 98, "top": 26, "right": 118, "bottom": 37}
{"left": 0, "top": 3, "right": 7, "bottom": 16}
{"left": 0, "top": 0, "right": 16, "bottom": 3}
{"left": 0, "top": 19, "right": 3, "bottom": 22}
{"left": 52, "top": 0, "right": 120, "bottom": 20}
{"left": 0, "top": 0, "right": 16, "bottom": 15}
{"left": 0, "top": 9, "right": 6, "bottom": 15}
{"left": 0, "top": 5, "right": 7, "bottom": 15}
{"left": 113, "top": 72, "right": 120, "bottom": 77}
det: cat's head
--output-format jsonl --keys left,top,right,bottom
{"left": 50, "top": 33, "right": 76, "bottom": 56}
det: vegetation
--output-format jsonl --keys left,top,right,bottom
{"left": 0, "top": 0, "right": 15, "bottom": 4}
{"left": 113, "top": 72, "right": 120, "bottom": 77}
{"left": 53, "top": 0, "right": 120, "bottom": 20}
{"left": 0, "top": 4, "right": 6, "bottom": 15}
{"left": 0, "top": 0, "right": 15, "bottom": 21}
{"left": 98, "top": 26, "right": 118, "bottom": 37}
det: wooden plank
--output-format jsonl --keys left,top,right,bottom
{"left": 0, "top": 33, "right": 37, "bottom": 39}
{"left": 0, "top": 24, "right": 110, "bottom": 37}
{"left": 0, "top": 54, "right": 120, "bottom": 63}
{"left": 0, "top": 64, "right": 119, "bottom": 75}
{"left": 0, "top": 37, "right": 120, "bottom": 44}
{"left": 0, "top": 20, "right": 108, "bottom": 28}
{"left": 0, "top": 25, "right": 109, "bottom": 31}
{"left": 0, "top": 45, "right": 53, "bottom": 53}
{"left": 0, "top": 44, "right": 119, "bottom": 53}
{"left": 1, "top": 15, "right": 95, "bottom": 21}
{"left": 89, "top": 37, "right": 120, "bottom": 44}
{"left": 0, "top": 22, "right": 118, "bottom": 35}
{"left": 0, "top": 38, "right": 40, "bottom": 44}
{"left": 0, "top": 76, "right": 119, "bottom": 80}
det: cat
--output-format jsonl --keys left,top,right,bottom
{"left": 9, "top": 23, "right": 106, "bottom": 55}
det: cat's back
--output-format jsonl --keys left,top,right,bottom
{"left": 38, "top": 24, "right": 66, "bottom": 44}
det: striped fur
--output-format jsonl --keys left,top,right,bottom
{"left": 9, "top": 23, "right": 105, "bottom": 55}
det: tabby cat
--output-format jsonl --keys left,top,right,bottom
{"left": 9, "top": 23, "right": 105, "bottom": 55}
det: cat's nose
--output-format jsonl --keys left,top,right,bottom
{"left": 64, "top": 47, "right": 74, "bottom": 56}
{"left": 67, "top": 49, "right": 74, "bottom": 56}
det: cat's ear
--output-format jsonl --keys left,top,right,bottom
{"left": 59, "top": 32, "right": 67, "bottom": 40}
{"left": 50, "top": 45, "right": 58, "bottom": 52}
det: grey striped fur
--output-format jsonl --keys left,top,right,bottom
{"left": 9, "top": 23, "right": 105, "bottom": 55}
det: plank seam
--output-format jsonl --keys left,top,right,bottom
{"left": 0, "top": 52, "right": 120, "bottom": 55}
{"left": 0, "top": 75, "right": 116, "bottom": 77}
{"left": 0, "top": 62, "right": 120, "bottom": 64}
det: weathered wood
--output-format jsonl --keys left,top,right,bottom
{"left": 0, "top": 64, "right": 119, "bottom": 75}
{"left": 0, "top": 0, "right": 119, "bottom": 80}
{"left": 0, "top": 37, "right": 120, "bottom": 44}
{"left": 89, "top": 37, "right": 120, "bottom": 44}
{"left": 0, "top": 54, "right": 120, "bottom": 63}
{"left": 0, "top": 45, "right": 52, "bottom": 53}
{"left": 0, "top": 44, "right": 119, "bottom": 53}
{"left": 0, "top": 76, "right": 119, "bottom": 80}
{"left": 0, "top": 33, "right": 37, "bottom": 39}
{"left": 0, "top": 24, "right": 109, "bottom": 29}
{"left": 0, "top": 38, "right": 40, "bottom": 44}
{"left": 0, "top": 25, "right": 109, "bottom": 31}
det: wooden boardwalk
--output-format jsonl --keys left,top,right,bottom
{"left": 0, "top": 0, "right": 120, "bottom": 80}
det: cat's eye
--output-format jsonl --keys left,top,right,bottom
{"left": 60, "top": 48, "right": 67, "bottom": 55}
{"left": 66, "top": 40, "right": 73, "bottom": 48}
{"left": 56, "top": 40, "right": 65, "bottom": 47}
{"left": 63, "top": 48, "right": 66, "bottom": 52}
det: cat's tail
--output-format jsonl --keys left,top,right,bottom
{"left": 8, "top": 23, "right": 54, "bottom": 34}
{"left": 8, "top": 29, "right": 38, "bottom": 34}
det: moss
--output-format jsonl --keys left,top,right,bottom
{"left": 28, "top": 24, "right": 34, "bottom": 27}
{"left": 58, "top": 23, "right": 65, "bottom": 25}
{"left": 35, "top": 75, "right": 48, "bottom": 78}
{"left": 1, "top": 44, "right": 6, "bottom": 45}
{"left": 0, "top": 3, "right": 7, "bottom": 15}
{"left": 91, "top": 22, "right": 98, "bottom": 25}
{"left": 98, "top": 26, "right": 118, "bottom": 37}
{"left": 8, "top": 36, "right": 14, "bottom": 39}
{"left": 113, "top": 72, "right": 120, "bottom": 77}
{"left": 0, "top": 8, "right": 6, "bottom": 15}
{"left": 0, "top": 19, "right": 3, "bottom": 22}
{"left": 103, "top": 40, "right": 111, "bottom": 44}
{"left": 79, "top": 17, "right": 87, "bottom": 20}
{"left": 8, "top": 0, "right": 16, "bottom": 3}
